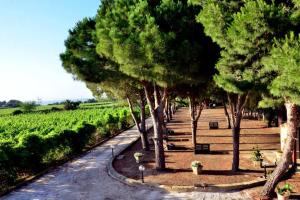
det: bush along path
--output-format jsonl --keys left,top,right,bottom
{"left": 1, "top": 117, "right": 250, "bottom": 200}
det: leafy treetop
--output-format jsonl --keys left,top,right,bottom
{"left": 96, "top": 0, "right": 218, "bottom": 88}
{"left": 262, "top": 32, "right": 300, "bottom": 104}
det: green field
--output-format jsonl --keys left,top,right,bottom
{"left": 0, "top": 101, "right": 134, "bottom": 188}
{"left": 0, "top": 100, "right": 125, "bottom": 116}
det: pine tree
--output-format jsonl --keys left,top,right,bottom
{"left": 96, "top": 0, "right": 168, "bottom": 169}
{"left": 260, "top": 33, "right": 300, "bottom": 197}
{"left": 60, "top": 17, "right": 150, "bottom": 150}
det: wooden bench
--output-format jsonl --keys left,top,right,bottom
{"left": 209, "top": 121, "right": 219, "bottom": 129}
{"left": 163, "top": 138, "right": 176, "bottom": 150}
{"left": 195, "top": 143, "right": 210, "bottom": 154}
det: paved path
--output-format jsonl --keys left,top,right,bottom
{"left": 1, "top": 117, "right": 251, "bottom": 200}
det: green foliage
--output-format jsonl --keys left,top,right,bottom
{"left": 277, "top": 183, "right": 293, "bottom": 196}
{"left": 197, "top": 0, "right": 291, "bottom": 95}
{"left": 60, "top": 16, "right": 144, "bottom": 106}
{"left": 96, "top": 0, "right": 218, "bottom": 88}
{"left": 42, "top": 146, "right": 71, "bottom": 164}
{"left": 262, "top": 33, "right": 300, "bottom": 105}
{"left": 0, "top": 106, "right": 133, "bottom": 185}
{"left": 21, "top": 101, "right": 37, "bottom": 112}
{"left": 175, "top": 98, "right": 189, "bottom": 107}
{"left": 0, "top": 140, "right": 17, "bottom": 185}
{"left": 63, "top": 100, "right": 80, "bottom": 110}
{"left": 251, "top": 146, "right": 263, "bottom": 161}
{"left": 244, "top": 91, "right": 262, "bottom": 110}
{"left": 60, "top": 18, "right": 116, "bottom": 83}
{"left": 96, "top": 0, "right": 166, "bottom": 85}
{"left": 0, "top": 102, "right": 122, "bottom": 116}
{"left": 258, "top": 95, "right": 284, "bottom": 109}
{"left": 51, "top": 107, "right": 62, "bottom": 111}
{"left": 191, "top": 160, "right": 202, "bottom": 168}
{"left": 12, "top": 110, "right": 23, "bottom": 115}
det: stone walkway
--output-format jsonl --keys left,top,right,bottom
{"left": 1, "top": 117, "right": 250, "bottom": 200}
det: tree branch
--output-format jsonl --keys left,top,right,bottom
{"left": 143, "top": 82, "right": 155, "bottom": 113}
{"left": 228, "top": 93, "right": 236, "bottom": 126}
{"left": 240, "top": 92, "right": 249, "bottom": 111}
{"left": 126, "top": 95, "right": 141, "bottom": 132}
{"left": 154, "top": 85, "right": 160, "bottom": 108}
{"left": 195, "top": 101, "right": 205, "bottom": 122}
{"left": 159, "top": 87, "right": 168, "bottom": 110}
{"left": 189, "top": 96, "right": 195, "bottom": 121}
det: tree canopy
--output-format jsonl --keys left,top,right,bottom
{"left": 198, "top": 0, "right": 291, "bottom": 94}
{"left": 96, "top": 0, "right": 218, "bottom": 88}
{"left": 60, "top": 17, "right": 118, "bottom": 83}
{"left": 262, "top": 33, "right": 300, "bottom": 104}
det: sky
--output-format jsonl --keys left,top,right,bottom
{"left": 0, "top": 0, "right": 101, "bottom": 102}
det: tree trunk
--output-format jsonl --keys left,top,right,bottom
{"left": 144, "top": 83, "right": 166, "bottom": 170}
{"left": 126, "top": 95, "right": 149, "bottom": 151}
{"left": 151, "top": 108, "right": 165, "bottom": 170}
{"left": 278, "top": 105, "right": 286, "bottom": 126}
{"left": 228, "top": 93, "right": 248, "bottom": 172}
{"left": 165, "top": 98, "right": 170, "bottom": 123}
{"left": 261, "top": 102, "right": 297, "bottom": 198}
{"left": 140, "top": 131, "right": 149, "bottom": 151}
{"left": 232, "top": 107, "right": 242, "bottom": 172}
{"left": 192, "top": 120, "right": 197, "bottom": 148}
{"left": 223, "top": 97, "right": 231, "bottom": 129}
{"left": 168, "top": 101, "right": 173, "bottom": 120}
{"left": 232, "top": 125, "right": 241, "bottom": 172}
{"left": 154, "top": 85, "right": 167, "bottom": 134}
{"left": 139, "top": 92, "right": 149, "bottom": 151}
{"left": 189, "top": 97, "right": 203, "bottom": 152}
{"left": 172, "top": 102, "right": 176, "bottom": 114}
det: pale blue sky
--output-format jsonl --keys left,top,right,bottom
{"left": 0, "top": 0, "right": 100, "bottom": 102}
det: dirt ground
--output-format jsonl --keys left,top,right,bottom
{"left": 114, "top": 107, "right": 283, "bottom": 187}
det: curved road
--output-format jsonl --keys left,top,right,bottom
{"left": 1, "top": 118, "right": 250, "bottom": 200}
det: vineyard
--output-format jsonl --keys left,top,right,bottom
{"left": 0, "top": 101, "right": 137, "bottom": 191}
{"left": 0, "top": 100, "right": 123, "bottom": 116}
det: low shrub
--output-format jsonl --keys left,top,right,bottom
{"left": 51, "top": 107, "right": 62, "bottom": 111}
{"left": 12, "top": 110, "right": 23, "bottom": 115}
{"left": 21, "top": 101, "right": 37, "bottom": 113}
{"left": 42, "top": 145, "right": 72, "bottom": 164}
{"left": 251, "top": 146, "right": 263, "bottom": 161}
{"left": 64, "top": 100, "right": 80, "bottom": 110}
{"left": 15, "top": 133, "right": 46, "bottom": 170}
{"left": 0, "top": 140, "right": 18, "bottom": 184}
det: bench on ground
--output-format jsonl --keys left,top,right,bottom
{"left": 209, "top": 121, "right": 219, "bottom": 129}
{"left": 163, "top": 139, "right": 176, "bottom": 150}
{"left": 195, "top": 143, "right": 210, "bottom": 154}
